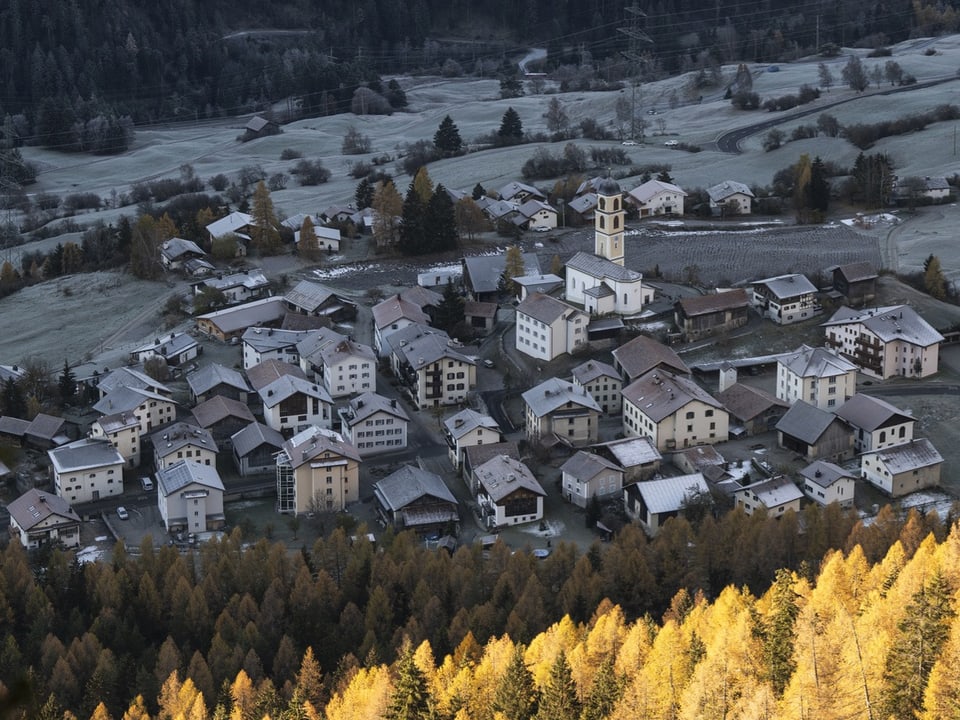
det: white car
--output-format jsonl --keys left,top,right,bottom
{"left": 621, "top": 140, "right": 638, "bottom": 146}
{"left": 532, "top": 225, "right": 550, "bottom": 232}
{"left": 664, "top": 140, "right": 679, "bottom": 147}
{"left": 116, "top": 506, "right": 129, "bottom": 521}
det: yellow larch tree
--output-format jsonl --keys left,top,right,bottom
{"left": 89, "top": 702, "right": 113, "bottom": 720}
{"left": 463, "top": 635, "right": 516, "bottom": 714}
{"left": 920, "top": 615, "right": 960, "bottom": 720}
{"left": 324, "top": 665, "right": 393, "bottom": 720}
{"left": 525, "top": 615, "right": 582, "bottom": 690}
{"left": 121, "top": 695, "right": 151, "bottom": 720}
{"left": 568, "top": 602, "right": 628, "bottom": 693}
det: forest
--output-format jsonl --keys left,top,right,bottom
{"left": 0, "top": 500, "right": 955, "bottom": 719}
{"left": 0, "top": 0, "right": 944, "bottom": 153}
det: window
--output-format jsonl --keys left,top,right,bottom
{"left": 685, "top": 411, "right": 695, "bottom": 419}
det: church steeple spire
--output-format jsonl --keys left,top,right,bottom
{"left": 594, "top": 177, "right": 624, "bottom": 266}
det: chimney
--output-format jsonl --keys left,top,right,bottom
{"left": 390, "top": 399, "right": 397, "bottom": 408}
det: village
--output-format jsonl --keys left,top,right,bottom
{"left": 5, "top": 165, "right": 960, "bottom": 560}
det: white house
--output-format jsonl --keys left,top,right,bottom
{"left": 93, "top": 386, "right": 177, "bottom": 436}
{"left": 516, "top": 199, "right": 558, "bottom": 229}
{"left": 443, "top": 408, "right": 501, "bottom": 469}
{"left": 8, "top": 488, "right": 81, "bottom": 550}
{"left": 206, "top": 211, "right": 255, "bottom": 246}
{"left": 337, "top": 392, "right": 410, "bottom": 456}
{"left": 751, "top": 274, "right": 821, "bottom": 325}
{"left": 317, "top": 339, "right": 377, "bottom": 399}
{"left": 372, "top": 294, "right": 431, "bottom": 356}
{"left": 258, "top": 375, "right": 333, "bottom": 433}
{"left": 474, "top": 454, "right": 546, "bottom": 529}
{"left": 393, "top": 332, "right": 476, "bottom": 409}
{"left": 192, "top": 269, "right": 270, "bottom": 305}
{"left": 90, "top": 411, "right": 141, "bottom": 468}
{"left": 835, "top": 393, "right": 915, "bottom": 454}
{"left": 522, "top": 377, "right": 601, "bottom": 446}
{"left": 799, "top": 460, "right": 856, "bottom": 508}
{"left": 560, "top": 451, "right": 624, "bottom": 508}
{"left": 624, "top": 473, "right": 709, "bottom": 534}
{"left": 156, "top": 460, "right": 226, "bottom": 533}
{"left": 242, "top": 327, "right": 310, "bottom": 369}
{"left": 49, "top": 439, "right": 125, "bottom": 504}
{"left": 707, "top": 180, "right": 754, "bottom": 215}
{"left": 861, "top": 438, "right": 943, "bottom": 497}
{"left": 735, "top": 476, "right": 804, "bottom": 516}
{"left": 131, "top": 332, "right": 199, "bottom": 367}
{"left": 150, "top": 422, "right": 218, "bottom": 470}
{"left": 776, "top": 345, "right": 859, "bottom": 410}
{"left": 823, "top": 305, "right": 943, "bottom": 379}
{"left": 627, "top": 179, "right": 687, "bottom": 217}
{"left": 515, "top": 293, "right": 589, "bottom": 361}
{"left": 571, "top": 359, "right": 622, "bottom": 414}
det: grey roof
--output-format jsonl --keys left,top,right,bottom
{"left": 149, "top": 421, "right": 218, "bottom": 455}
{"left": 242, "top": 327, "right": 310, "bottom": 353}
{"left": 0, "top": 365, "right": 25, "bottom": 383}
{"left": 319, "top": 338, "right": 376, "bottom": 367}
{"left": 517, "top": 198, "right": 557, "bottom": 220}
{"left": 98, "top": 366, "right": 171, "bottom": 396}
{"left": 230, "top": 422, "right": 285, "bottom": 458}
{"left": 94, "top": 386, "right": 174, "bottom": 415}
{"left": 157, "top": 460, "right": 225, "bottom": 497}
{"left": 779, "top": 344, "right": 859, "bottom": 378}
{"left": 752, "top": 273, "right": 817, "bottom": 300}
{"left": 673, "top": 444, "right": 725, "bottom": 470}
{"left": 258, "top": 375, "right": 332, "bottom": 408}
{"left": 593, "top": 436, "right": 662, "bottom": 467}
{"left": 380, "top": 323, "right": 446, "bottom": 358}
{"left": 833, "top": 261, "right": 878, "bottom": 283}
{"left": 866, "top": 438, "right": 942, "bottom": 473}
{"left": 571, "top": 360, "right": 620, "bottom": 385}
{"left": 285, "top": 280, "right": 350, "bottom": 313}
{"left": 200, "top": 269, "right": 269, "bottom": 292}
{"left": 187, "top": 363, "right": 251, "bottom": 397}
{"left": 464, "top": 300, "right": 498, "bottom": 318}
{"left": 924, "top": 176, "right": 950, "bottom": 191}
{"left": 94, "top": 411, "right": 139, "bottom": 434}
{"left": 246, "top": 359, "right": 307, "bottom": 392}
{"left": 48, "top": 438, "right": 124, "bottom": 473}
{"left": 560, "top": 451, "right": 622, "bottom": 482}
{"left": 339, "top": 392, "right": 410, "bottom": 427}
{"left": 514, "top": 274, "right": 564, "bottom": 293}
{"left": 399, "top": 285, "right": 443, "bottom": 309}
{"left": 583, "top": 283, "right": 615, "bottom": 298}
{"left": 628, "top": 179, "right": 687, "bottom": 203}
{"left": 161, "top": 237, "right": 205, "bottom": 261}
{"left": 191, "top": 395, "right": 256, "bottom": 428}
{"left": 8, "top": 488, "right": 79, "bottom": 531}
{"left": 498, "top": 181, "right": 545, "bottom": 201}
{"left": 25, "top": 413, "right": 65, "bottom": 442}
{"left": 374, "top": 465, "right": 458, "bottom": 511}
{"left": 444, "top": 409, "right": 500, "bottom": 439}
{"left": 566, "top": 251, "right": 642, "bottom": 283}
{"left": 516, "top": 293, "right": 583, "bottom": 325}
{"left": 799, "top": 460, "right": 854, "bottom": 489}
{"left": 716, "top": 383, "right": 788, "bottom": 422}
{"left": 775, "top": 401, "right": 844, "bottom": 443}
{"left": 206, "top": 211, "right": 254, "bottom": 239}
{"left": 706, "top": 180, "right": 754, "bottom": 202}
{"left": 396, "top": 333, "right": 475, "bottom": 371}
{"left": 463, "top": 441, "right": 520, "bottom": 469}
{"left": 634, "top": 473, "right": 709, "bottom": 514}
{"left": 739, "top": 476, "right": 804, "bottom": 507}
{"left": 279, "top": 426, "right": 361, "bottom": 469}
{"left": 0, "top": 416, "right": 30, "bottom": 436}
{"left": 835, "top": 393, "right": 914, "bottom": 432}
{"left": 621, "top": 369, "right": 723, "bottom": 423}
{"left": 133, "top": 332, "right": 198, "bottom": 360}
{"left": 475, "top": 454, "right": 546, "bottom": 500}
{"left": 613, "top": 334, "right": 690, "bottom": 379}
{"left": 823, "top": 305, "right": 944, "bottom": 347}
{"left": 522, "top": 377, "right": 602, "bottom": 418}
{"left": 568, "top": 193, "right": 598, "bottom": 214}
{"left": 372, "top": 295, "right": 430, "bottom": 330}
{"left": 296, "top": 327, "right": 349, "bottom": 362}
{"left": 678, "top": 289, "right": 751, "bottom": 317}
{"left": 463, "top": 253, "right": 541, "bottom": 294}
{"left": 195, "top": 297, "right": 287, "bottom": 334}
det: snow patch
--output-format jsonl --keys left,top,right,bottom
{"left": 76, "top": 546, "right": 105, "bottom": 564}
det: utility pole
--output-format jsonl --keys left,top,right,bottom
{"left": 618, "top": 3, "right": 653, "bottom": 140}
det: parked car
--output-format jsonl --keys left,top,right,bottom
{"left": 483, "top": 359, "right": 495, "bottom": 368}
{"left": 664, "top": 140, "right": 679, "bottom": 147}
{"left": 116, "top": 506, "right": 129, "bottom": 520}
{"left": 621, "top": 140, "right": 638, "bottom": 146}
{"left": 532, "top": 225, "right": 550, "bottom": 232}
{"left": 140, "top": 476, "right": 154, "bottom": 491}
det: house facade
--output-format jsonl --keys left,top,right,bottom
{"left": 707, "top": 181, "right": 754, "bottom": 215}
{"left": 571, "top": 359, "right": 622, "bottom": 414}
{"left": 276, "top": 427, "right": 361, "bottom": 514}
{"left": 776, "top": 345, "right": 859, "bottom": 410}
{"left": 443, "top": 409, "right": 501, "bottom": 469}
{"left": 242, "top": 327, "right": 309, "bottom": 370}
{"left": 515, "top": 293, "right": 589, "bottom": 361}
{"left": 627, "top": 179, "right": 687, "bottom": 217}
{"left": 156, "top": 461, "right": 226, "bottom": 533}
{"left": 338, "top": 392, "right": 410, "bottom": 456}
{"left": 258, "top": 376, "right": 333, "bottom": 433}
{"left": 735, "top": 476, "right": 804, "bottom": 516}
{"left": 9, "top": 488, "right": 81, "bottom": 550}
{"left": 150, "top": 422, "right": 218, "bottom": 470}
{"left": 776, "top": 401, "right": 854, "bottom": 463}
{"left": 319, "top": 339, "right": 377, "bottom": 399}
{"left": 675, "top": 289, "right": 751, "bottom": 341}
{"left": 560, "top": 451, "right": 624, "bottom": 508}
{"left": 372, "top": 295, "right": 431, "bottom": 356}
{"left": 231, "top": 422, "right": 285, "bottom": 477}
{"left": 835, "top": 393, "right": 915, "bottom": 454}
{"left": 93, "top": 387, "right": 177, "bottom": 436}
{"left": 716, "top": 382, "right": 789, "bottom": 436}
{"left": 474, "top": 454, "right": 546, "bottom": 529}
{"left": 394, "top": 333, "right": 476, "bottom": 409}
{"left": 830, "top": 262, "right": 878, "bottom": 306}
{"left": 799, "top": 460, "right": 856, "bottom": 508}
{"left": 522, "top": 378, "right": 601, "bottom": 447}
{"left": 751, "top": 274, "right": 821, "bottom": 325}
{"left": 90, "top": 411, "right": 141, "bottom": 468}
{"left": 861, "top": 438, "right": 942, "bottom": 497}
{"left": 131, "top": 332, "right": 199, "bottom": 367}
{"left": 49, "top": 439, "right": 125, "bottom": 504}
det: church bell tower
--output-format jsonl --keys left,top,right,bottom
{"left": 594, "top": 177, "right": 625, "bottom": 266}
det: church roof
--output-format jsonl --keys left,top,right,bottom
{"left": 567, "top": 252, "right": 642, "bottom": 283}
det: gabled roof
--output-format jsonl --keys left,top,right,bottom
{"left": 622, "top": 368, "right": 723, "bottom": 422}
{"left": 566, "top": 251, "right": 642, "bottom": 283}
{"left": 674, "top": 444, "right": 725, "bottom": 471}
{"left": 522, "top": 377, "right": 601, "bottom": 417}
{"left": 246, "top": 359, "right": 307, "bottom": 392}
{"left": 339, "top": 392, "right": 410, "bottom": 427}
{"left": 677, "top": 289, "right": 751, "bottom": 317}
{"left": 230, "top": 422, "right": 285, "bottom": 458}
{"left": 149, "top": 421, "right": 218, "bottom": 455}
{"left": 94, "top": 411, "right": 139, "bottom": 434}
{"left": 319, "top": 338, "right": 376, "bottom": 367}
{"left": 779, "top": 344, "right": 859, "bottom": 378}
{"left": 157, "top": 460, "right": 225, "bottom": 497}
{"left": 835, "top": 393, "right": 914, "bottom": 432}
{"left": 396, "top": 333, "right": 475, "bottom": 371}
{"left": 561, "top": 451, "right": 622, "bottom": 481}
{"left": 514, "top": 274, "right": 564, "bottom": 294}
{"left": 823, "top": 305, "right": 944, "bottom": 347}
{"left": 98, "top": 366, "right": 171, "bottom": 397}
{"left": 372, "top": 295, "right": 430, "bottom": 330}
{"left": 94, "top": 386, "right": 175, "bottom": 415}
{"left": 516, "top": 293, "right": 584, "bottom": 325}
{"left": 571, "top": 359, "right": 620, "bottom": 385}
{"left": 716, "top": 383, "right": 788, "bottom": 423}
{"left": 133, "top": 332, "right": 198, "bottom": 359}
{"left": 464, "top": 300, "right": 497, "bottom": 318}
{"left": 48, "top": 438, "right": 124, "bottom": 473}
{"left": 161, "top": 237, "right": 206, "bottom": 261}
{"left": 258, "top": 375, "right": 332, "bottom": 408}
{"left": 191, "top": 395, "right": 256, "bottom": 428}
{"left": 775, "top": 401, "right": 845, "bottom": 443}
{"left": 0, "top": 416, "right": 30, "bottom": 436}
{"left": 25, "top": 413, "right": 66, "bottom": 442}
{"left": 593, "top": 436, "right": 662, "bottom": 467}
{"left": 9, "top": 488, "right": 79, "bottom": 531}
{"left": 200, "top": 269, "right": 269, "bottom": 292}
{"left": 463, "top": 441, "right": 520, "bottom": 469}
{"left": 498, "top": 181, "right": 545, "bottom": 202}
{"left": 207, "top": 211, "right": 255, "bottom": 238}
{"left": 799, "top": 460, "right": 854, "bottom": 489}
{"left": 195, "top": 297, "right": 287, "bottom": 334}
{"left": 399, "top": 285, "right": 443, "bottom": 309}
{"left": 738, "top": 475, "right": 804, "bottom": 507}
{"left": 374, "top": 465, "right": 457, "bottom": 510}
{"left": 517, "top": 198, "right": 557, "bottom": 220}
{"left": 706, "top": 180, "right": 754, "bottom": 202}
{"left": 865, "top": 438, "right": 942, "bottom": 473}
{"left": 296, "top": 327, "right": 349, "bottom": 363}
{"left": 613, "top": 334, "right": 689, "bottom": 380}
{"left": 634, "top": 473, "right": 708, "bottom": 514}
{"left": 381, "top": 323, "right": 447, "bottom": 359}
{"left": 832, "top": 261, "right": 878, "bottom": 284}
{"left": 463, "top": 253, "right": 541, "bottom": 294}
{"left": 568, "top": 193, "right": 598, "bottom": 214}
{"left": 279, "top": 426, "right": 361, "bottom": 469}
{"left": 752, "top": 273, "right": 817, "bottom": 299}
{"left": 475, "top": 454, "right": 545, "bottom": 500}
{"left": 286, "top": 280, "right": 351, "bottom": 313}
{"left": 187, "top": 363, "right": 251, "bottom": 397}
{"left": 242, "top": 327, "right": 310, "bottom": 353}
{"left": 628, "top": 179, "right": 687, "bottom": 204}
{"left": 444, "top": 408, "right": 500, "bottom": 440}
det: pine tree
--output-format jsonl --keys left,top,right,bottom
{"left": 299, "top": 216, "right": 322, "bottom": 262}
{"left": 494, "top": 646, "right": 538, "bottom": 720}
{"left": 250, "top": 181, "right": 283, "bottom": 255}
{"left": 433, "top": 116, "right": 463, "bottom": 157}
{"left": 295, "top": 646, "right": 324, "bottom": 711}
{"left": 425, "top": 186, "right": 457, "bottom": 252}
{"left": 356, "top": 177, "right": 374, "bottom": 209}
{"left": 399, "top": 181, "right": 427, "bottom": 256}
{"left": 498, "top": 108, "right": 524, "bottom": 145}
{"left": 808, "top": 156, "right": 830, "bottom": 213}
{"left": 536, "top": 651, "right": 580, "bottom": 720}
{"left": 2, "top": 376, "right": 26, "bottom": 418}
{"left": 762, "top": 569, "right": 799, "bottom": 696}
{"left": 472, "top": 183, "right": 486, "bottom": 200}
{"left": 434, "top": 280, "right": 465, "bottom": 334}
{"left": 58, "top": 360, "right": 76, "bottom": 405}
{"left": 580, "top": 656, "right": 622, "bottom": 720}
{"left": 386, "top": 642, "right": 432, "bottom": 720}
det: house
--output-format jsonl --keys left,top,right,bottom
{"left": 190, "top": 395, "right": 256, "bottom": 447}
{"left": 160, "top": 237, "right": 207, "bottom": 272}
{"left": 373, "top": 465, "right": 459, "bottom": 536}
{"left": 861, "top": 438, "right": 942, "bottom": 497}
{"left": 0, "top": 417, "right": 30, "bottom": 446}
{"left": 477, "top": 197, "right": 519, "bottom": 225}
{"left": 393, "top": 333, "right": 476, "bottom": 409}
{"left": 464, "top": 301, "right": 498, "bottom": 336}
{"left": 474, "top": 454, "right": 546, "bottom": 528}
{"left": 285, "top": 280, "right": 357, "bottom": 321}
{"left": 49, "top": 438, "right": 125, "bottom": 504}
{"left": 462, "top": 252, "right": 541, "bottom": 303}
{"left": 799, "top": 460, "right": 856, "bottom": 508}
{"left": 231, "top": 422, "right": 286, "bottom": 477}
{"left": 564, "top": 253, "right": 650, "bottom": 316}
{"left": 462, "top": 441, "right": 520, "bottom": 491}
{"left": 131, "top": 332, "right": 199, "bottom": 367}
{"left": 8, "top": 488, "right": 81, "bottom": 550}
{"left": 612, "top": 334, "right": 690, "bottom": 382}
{"left": 418, "top": 268, "right": 462, "bottom": 291}
{"left": 247, "top": 358, "right": 307, "bottom": 392}
{"left": 716, "top": 383, "right": 789, "bottom": 436}
{"left": 316, "top": 339, "right": 377, "bottom": 399}
{"left": 514, "top": 274, "right": 564, "bottom": 300}
{"left": 192, "top": 269, "right": 270, "bottom": 305}
{"left": 515, "top": 293, "right": 589, "bottom": 361}
{"left": 674, "top": 289, "right": 751, "bottom": 341}
{"left": 776, "top": 345, "right": 859, "bottom": 410}
{"left": 293, "top": 223, "right": 341, "bottom": 253}
{"left": 24, "top": 413, "right": 69, "bottom": 449}
{"left": 835, "top": 393, "right": 915, "bottom": 454}
{"left": 97, "top": 367, "right": 172, "bottom": 399}
{"left": 823, "top": 305, "right": 943, "bottom": 379}
{"left": 399, "top": 285, "right": 444, "bottom": 320}
{"left": 498, "top": 181, "right": 546, "bottom": 204}
{"left": 515, "top": 199, "right": 558, "bottom": 229}
{"left": 338, "top": 392, "right": 410, "bottom": 456}
{"left": 571, "top": 360, "right": 622, "bottom": 414}
{"left": 90, "top": 411, "right": 141, "bottom": 468}
{"left": 592, "top": 436, "right": 662, "bottom": 482}
{"left": 384, "top": 324, "right": 446, "bottom": 375}
{"left": 624, "top": 473, "right": 709, "bottom": 534}
{"left": 156, "top": 461, "right": 226, "bottom": 533}
{"left": 258, "top": 375, "right": 333, "bottom": 433}
{"left": 275, "top": 426, "right": 361, "bottom": 514}
{"left": 295, "top": 327, "right": 349, "bottom": 378}
{"left": 522, "top": 377, "right": 601, "bottom": 447}
{"left": 195, "top": 297, "right": 287, "bottom": 341}
{"left": 775, "top": 401, "right": 854, "bottom": 463}
{"left": 93, "top": 386, "right": 177, "bottom": 435}
{"left": 706, "top": 181, "right": 754, "bottom": 215}
{"left": 627, "top": 179, "right": 687, "bottom": 217}
{"left": 672, "top": 444, "right": 726, "bottom": 479}
{"left": 186, "top": 363, "right": 251, "bottom": 404}
{"left": 621, "top": 369, "right": 728, "bottom": 451}
{"left": 206, "top": 211, "right": 256, "bottom": 247}
{"left": 751, "top": 274, "right": 821, "bottom": 325}
{"left": 567, "top": 193, "right": 598, "bottom": 223}
{"left": 150, "top": 422, "right": 217, "bottom": 471}
{"left": 242, "top": 327, "right": 310, "bottom": 369}
{"left": 243, "top": 114, "right": 279, "bottom": 139}
{"left": 560, "top": 451, "right": 624, "bottom": 508}
{"left": 443, "top": 409, "right": 501, "bottom": 469}
{"left": 372, "top": 295, "right": 431, "bottom": 356}
{"left": 830, "top": 262, "right": 878, "bottom": 306}
{"left": 735, "top": 476, "right": 804, "bottom": 516}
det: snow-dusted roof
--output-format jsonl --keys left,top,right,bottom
{"left": 628, "top": 179, "right": 687, "bottom": 204}
{"left": 823, "top": 305, "right": 944, "bottom": 347}
{"left": 752, "top": 273, "right": 817, "bottom": 299}
{"left": 444, "top": 408, "right": 500, "bottom": 439}
{"left": 866, "top": 438, "right": 943, "bottom": 474}
{"left": 157, "top": 460, "right": 225, "bottom": 497}
{"left": 566, "top": 251, "right": 642, "bottom": 283}
{"left": 516, "top": 293, "right": 583, "bottom": 325}
{"left": 635, "top": 473, "right": 708, "bottom": 514}
{"left": 779, "top": 344, "right": 859, "bottom": 378}
{"left": 207, "top": 211, "right": 255, "bottom": 239}
{"left": 738, "top": 476, "right": 804, "bottom": 508}
{"left": 522, "top": 377, "right": 601, "bottom": 418}
{"left": 799, "top": 460, "right": 854, "bottom": 489}
{"left": 475, "top": 454, "right": 545, "bottom": 500}
{"left": 835, "top": 393, "right": 914, "bottom": 432}
{"left": 707, "top": 180, "right": 754, "bottom": 202}
{"left": 594, "top": 436, "right": 662, "bottom": 467}
{"left": 621, "top": 368, "right": 723, "bottom": 423}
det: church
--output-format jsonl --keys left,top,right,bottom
{"left": 564, "top": 177, "right": 652, "bottom": 317}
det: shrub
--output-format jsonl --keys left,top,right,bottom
{"left": 290, "top": 159, "right": 331, "bottom": 186}
{"left": 589, "top": 148, "right": 630, "bottom": 165}
{"left": 867, "top": 47, "right": 892, "bottom": 57}
{"left": 579, "top": 119, "right": 613, "bottom": 140}
{"left": 279, "top": 148, "right": 302, "bottom": 160}
{"left": 763, "top": 129, "right": 785, "bottom": 151}
{"left": 35, "top": 193, "right": 60, "bottom": 211}
{"left": 63, "top": 192, "right": 101, "bottom": 212}
{"left": 675, "top": 142, "right": 702, "bottom": 153}
{"left": 209, "top": 174, "right": 230, "bottom": 191}
{"left": 350, "top": 161, "right": 373, "bottom": 179}
{"left": 342, "top": 126, "right": 372, "bottom": 155}
{"left": 790, "top": 125, "right": 817, "bottom": 141}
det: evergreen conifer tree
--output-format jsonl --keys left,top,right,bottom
{"left": 433, "top": 116, "right": 462, "bottom": 157}
{"left": 535, "top": 651, "right": 580, "bottom": 720}
{"left": 493, "top": 646, "right": 538, "bottom": 720}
